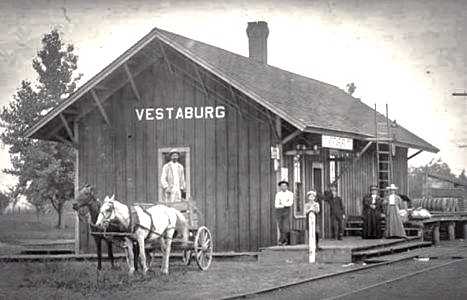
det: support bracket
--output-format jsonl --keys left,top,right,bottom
{"left": 59, "top": 113, "right": 78, "bottom": 145}
{"left": 124, "top": 63, "right": 141, "bottom": 101}
{"left": 91, "top": 89, "right": 111, "bottom": 126}
{"left": 408, "top": 149, "right": 423, "bottom": 160}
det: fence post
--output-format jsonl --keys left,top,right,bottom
{"left": 308, "top": 213, "right": 316, "bottom": 263}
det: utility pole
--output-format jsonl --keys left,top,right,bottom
{"left": 451, "top": 92, "right": 467, "bottom": 148}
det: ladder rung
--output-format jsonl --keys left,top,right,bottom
{"left": 379, "top": 179, "right": 390, "bottom": 182}
{"left": 378, "top": 151, "right": 390, "bottom": 154}
{"left": 379, "top": 161, "right": 390, "bottom": 163}
{"left": 379, "top": 170, "right": 390, "bottom": 173}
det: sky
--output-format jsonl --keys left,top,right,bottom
{"left": 0, "top": 0, "right": 466, "bottom": 191}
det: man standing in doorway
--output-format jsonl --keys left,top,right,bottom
{"left": 161, "top": 149, "right": 186, "bottom": 202}
{"left": 275, "top": 180, "right": 293, "bottom": 246}
{"left": 324, "top": 184, "right": 345, "bottom": 240}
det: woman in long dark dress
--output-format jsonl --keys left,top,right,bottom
{"left": 362, "top": 185, "right": 383, "bottom": 239}
{"left": 384, "top": 184, "right": 407, "bottom": 238}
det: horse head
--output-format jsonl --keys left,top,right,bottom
{"left": 95, "top": 195, "right": 118, "bottom": 229}
{"left": 73, "top": 184, "right": 105, "bottom": 224}
{"left": 72, "top": 184, "right": 95, "bottom": 210}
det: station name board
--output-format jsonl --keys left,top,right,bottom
{"left": 322, "top": 135, "right": 353, "bottom": 151}
{"left": 135, "top": 106, "right": 226, "bottom": 121}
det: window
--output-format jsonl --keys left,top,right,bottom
{"left": 158, "top": 147, "right": 191, "bottom": 202}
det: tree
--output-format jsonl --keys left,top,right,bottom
{"left": 459, "top": 169, "right": 466, "bottom": 183}
{"left": 0, "top": 191, "right": 9, "bottom": 213}
{"left": 0, "top": 29, "right": 81, "bottom": 227}
{"left": 408, "top": 158, "right": 457, "bottom": 198}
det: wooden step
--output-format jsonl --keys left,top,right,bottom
{"left": 352, "top": 240, "right": 431, "bottom": 260}
{"left": 18, "top": 239, "right": 75, "bottom": 255}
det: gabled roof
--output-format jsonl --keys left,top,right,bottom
{"left": 25, "top": 27, "right": 439, "bottom": 153}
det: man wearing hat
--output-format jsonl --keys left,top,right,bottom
{"left": 323, "top": 184, "right": 345, "bottom": 240}
{"left": 160, "top": 149, "right": 186, "bottom": 202}
{"left": 275, "top": 180, "right": 293, "bottom": 245}
{"left": 385, "top": 184, "right": 407, "bottom": 238}
{"left": 362, "top": 185, "right": 384, "bottom": 239}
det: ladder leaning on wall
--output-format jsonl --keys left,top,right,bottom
{"left": 375, "top": 103, "right": 393, "bottom": 194}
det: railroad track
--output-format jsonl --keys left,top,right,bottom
{"left": 223, "top": 248, "right": 467, "bottom": 300}
{"left": 323, "top": 257, "right": 466, "bottom": 300}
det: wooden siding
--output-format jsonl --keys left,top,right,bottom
{"left": 283, "top": 139, "right": 409, "bottom": 239}
{"left": 78, "top": 53, "right": 277, "bottom": 252}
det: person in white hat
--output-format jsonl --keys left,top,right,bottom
{"left": 160, "top": 149, "right": 186, "bottom": 202}
{"left": 384, "top": 184, "right": 407, "bottom": 238}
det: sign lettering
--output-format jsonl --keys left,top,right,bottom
{"left": 135, "top": 106, "right": 226, "bottom": 121}
{"left": 322, "top": 135, "right": 353, "bottom": 151}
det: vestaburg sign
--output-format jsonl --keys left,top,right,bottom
{"left": 322, "top": 134, "right": 353, "bottom": 151}
{"left": 135, "top": 106, "right": 226, "bottom": 121}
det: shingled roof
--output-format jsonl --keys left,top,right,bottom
{"left": 25, "top": 27, "right": 438, "bottom": 153}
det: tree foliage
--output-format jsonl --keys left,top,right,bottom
{"left": 408, "top": 158, "right": 461, "bottom": 198}
{"left": 0, "top": 29, "right": 81, "bottom": 227}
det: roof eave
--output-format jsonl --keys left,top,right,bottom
{"left": 24, "top": 28, "right": 162, "bottom": 140}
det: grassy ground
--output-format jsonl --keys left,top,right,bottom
{"left": 0, "top": 258, "right": 361, "bottom": 300}
{"left": 0, "top": 212, "right": 74, "bottom": 244}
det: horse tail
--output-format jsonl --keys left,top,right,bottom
{"left": 174, "top": 209, "right": 189, "bottom": 242}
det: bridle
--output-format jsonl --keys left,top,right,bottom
{"left": 98, "top": 201, "right": 131, "bottom": 231}
{"left": 73, "top": 192, "right": 98, "bottom": 223}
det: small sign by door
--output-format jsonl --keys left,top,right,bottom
{"left": 271, "top": 146, "right": 280, "bottom": 159}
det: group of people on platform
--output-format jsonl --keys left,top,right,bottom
{"left": 275, "top": 181, "right": 407, "bottom": 246}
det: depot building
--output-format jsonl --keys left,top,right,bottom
{"left": 26, "top": 22, "right": 438, "bottom": 253}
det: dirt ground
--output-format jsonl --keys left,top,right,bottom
{"left": 0, "top": 257, "right": 362, "bottom": 300}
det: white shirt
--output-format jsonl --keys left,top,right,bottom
{"left": 305, "top": 201, "right": 320, "bottom": 214}
{"left": 170, "top": 162, "right": 181, "bottom": 189}
{"left": 371, "top": 194, "right": 376, "bottom": 205}
{"left": 388, "top": 194, "right": 396, "bottom": 205}
{"left": 275, "top": 190, "right": 293, "bottom": 208}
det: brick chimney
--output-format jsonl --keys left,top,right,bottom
{"left": 246, "top": 21, "right": 269, "bottom": 64}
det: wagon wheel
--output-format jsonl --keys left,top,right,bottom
{"left": 182, "top": 249, "right": 192, "bottom": 266}
{"left": 194, "top": 226, "right": 213, "bottom": 271}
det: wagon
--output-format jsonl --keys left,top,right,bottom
{"left": 91, "top": 199, "right": 213, "bottom": 271}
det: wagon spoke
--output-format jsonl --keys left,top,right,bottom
{"left": 201, "top": 253, "right": 207, "bottom": 267}
{"left": 202, "top": 238, "right": 211, "bottom": 249}
{"left": 199, "top": 230, "right": 206, "bottom": 244}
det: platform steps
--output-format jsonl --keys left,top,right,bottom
{"left": 19, "top": 239, "right": 75, "bottom": 255}
{"left": 352, "top": 239, "right": 432, "bottom": 263}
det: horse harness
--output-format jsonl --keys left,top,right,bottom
{"left": 125, "top": 204, "right": 176, "bottom": 241}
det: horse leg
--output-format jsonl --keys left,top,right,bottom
{"left": 123, "top": 237, "right": 135, "bottom": 274}
{"left": 146, "top": 248, "right": 152, "bottom": 268}
{"left": 107, "top": 240, "right": 116, "bottom": 269}
{"left": 137, "top": 234, "right": 149, "bottom": 275}
{"left": 133, "top": 241, "right": 140, "bottom": 271}
{"left": 161, "top": 229, "right": 174, "bottom": 275}
{"left": 95, "top": 236, "right": 102, "bottom": 270}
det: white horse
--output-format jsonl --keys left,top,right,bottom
{"left": 95, "top": 195, "right": 189, "bottom": 275}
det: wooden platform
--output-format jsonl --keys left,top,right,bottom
{"left": 258, "top": 236, "right": 431, "bottom": 264}
{"left": 18, "top": 239, "right": 75, "bottom": 255}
